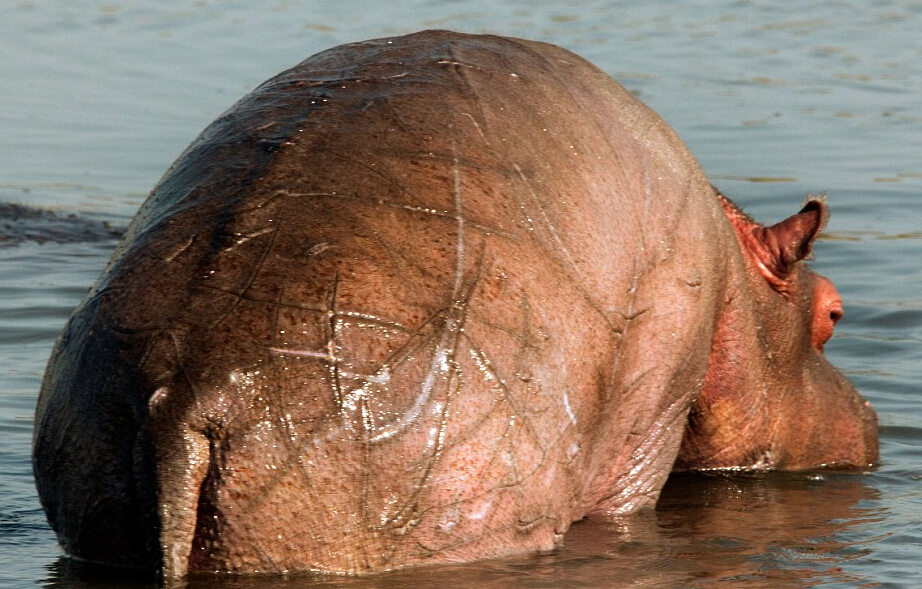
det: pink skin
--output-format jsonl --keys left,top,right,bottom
{"left": 32, "top": 30, "right": 878, "bottom": 580}
{"left": 812, "top": 275, "right": 844, "bottom": 353}
{"left": 674, "top": 193, "right": 877, "bottom": 471}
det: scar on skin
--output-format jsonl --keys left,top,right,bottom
{"left": 267, "top": 347, "right": 391, "bottom": 385}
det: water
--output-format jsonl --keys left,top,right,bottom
{"left": 2, "top": 1, "right": 920, "bottom": 587}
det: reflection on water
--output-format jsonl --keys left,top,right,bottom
{"left": 38, "top": 472, "right": 883, "bottom": 589}
{"left": 651, "top": 473, "right": 883, "bottom": 588}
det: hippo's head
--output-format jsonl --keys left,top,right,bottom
{"left": 675, "top": 191, "right": 878, "bottom": 471}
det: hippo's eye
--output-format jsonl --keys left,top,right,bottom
{"left": 812, "top": 276, "right": 843, "bottom": 352}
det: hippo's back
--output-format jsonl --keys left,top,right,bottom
{"left": 35, "top": 31, "right": 725, "bottom": 576}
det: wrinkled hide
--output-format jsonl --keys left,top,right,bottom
{"left": 33, "top": 30, "right": 877, "bottom": 580}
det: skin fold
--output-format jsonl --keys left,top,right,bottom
{"left": 32, "top": 30, "right": 878, "bottom": 580}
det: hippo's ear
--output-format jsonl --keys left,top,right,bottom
{"left": 753, "top": 197, "right": 827, "bottom": 278}
{"left": 717, "top": 190, "right": 828, "bottom": 293}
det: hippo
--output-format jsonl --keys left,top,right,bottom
{"left": 33, "top": 30, "right": 877, "bottom": 579}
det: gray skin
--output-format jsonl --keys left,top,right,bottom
{"left": 33, "top": 30, "right": 878, "bottom": 579}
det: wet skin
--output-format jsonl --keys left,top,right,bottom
{"left": 32, "top": 30, "right": 877, "bottom": 579}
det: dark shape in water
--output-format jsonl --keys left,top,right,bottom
{"left": 0, "top": 202, "right": 123, "bottom": 246}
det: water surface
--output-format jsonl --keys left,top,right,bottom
{"left": 2, "top": 1, "right": 920, "bottom": 588}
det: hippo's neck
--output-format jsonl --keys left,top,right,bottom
{"left": 673, "top": 199, "right": 782, "bottom": 471}
{"left": 673, "top": 283, "right": 777, "bottom": 470}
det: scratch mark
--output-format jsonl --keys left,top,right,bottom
{"left": 366, "top": 131, "right": 469, "bottom": 444}
{"left": 232, "top": 227, "right": 275, "bottom": 246}
{"left": 367, "top": 345, "right": 450, "bottom": 443}
{"left": 512, "top": 163, "right": 589, "bottom": 291}
{"left": 562, "top": 389, "right": 577, "bottom": 426}
{"left": 267, "top": 347, "right": 392, "bottom": 385}
{"left": 450, "top": 133, "right": 466, "bottom": 303}
{"left": 161, "top": 235, "right": 194, "bottom": 262}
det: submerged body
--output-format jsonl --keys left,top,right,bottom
{"left": 33, "top": 30, "right": 877, "bottom": 578}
